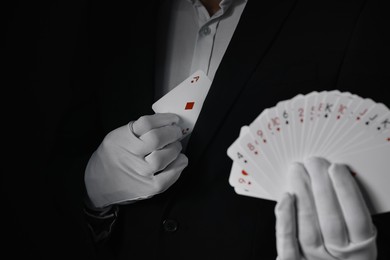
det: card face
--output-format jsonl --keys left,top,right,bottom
{"left": 226, "top": 90, "right": 390, "bottom": 214}
{"left": 152, "top": 70, "right": 211, "bottom": 137}
{"left": 238, "top": 132, "right": 283, "bottom": 199}
{"left": 227, "top": 126, "right": 276, "bottom": 200}
{"left": 337, "top": 105, "right": 390, "bottom": 155}
{"left": 246, "top": 110, "right": 284, "bottom": 188}
{"left": 332, "top": 143, "right": 390, "bottom": 214}
{"left": 320, "top": 93, "right": 364, "bottom": 156}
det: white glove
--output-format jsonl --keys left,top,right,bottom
{"left": 84, "top": 113, "right": 188, "bottom": 209}
{"left": 275, "top": 157, "right": 377, "bottom": 260}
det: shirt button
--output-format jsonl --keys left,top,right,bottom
{"left": 162, "top": 219, "right": 178, "bottom": 232}
{"left": 201, "top": 26, "right": 211, "bottom": 35}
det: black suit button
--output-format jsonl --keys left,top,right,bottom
{"left": 162, "top": 219, "right": 178, "bottom": 232}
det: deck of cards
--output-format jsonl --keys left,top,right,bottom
{"left": 227, "top": 90, "right": 390, "bottom": 215}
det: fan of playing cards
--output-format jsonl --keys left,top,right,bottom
{"left": 227, "top": 90, "right": 390, "bottom": 214}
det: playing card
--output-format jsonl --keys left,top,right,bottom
{"left": 330, "top": 141, "right": 390, "bottom": 214}
{"left": 238, "top": 131, "right": 283, "bottom": 199}
{"left": 245, "top": 110, "right": 285, "bottom": 192}
{"left": 317, "top": 92, "right": 361, "bottom": 156}
{"left": 152, "top": 70, "right": 211, "bottom": 137}
{"left": 302, "top": 91, "right": 323, "bottom": 158}
{"left": 289, "top": 94, "right": 306, "bottom": 160}
{"left": 334, "top": 105, "right": 390, "bottom": 155}
{"left": 305, "top": 90, "right": 340, "bottom": 156}
{"left": 230, "top": 161, "right": 272, "bottom": 200}
{"left": 309, "top": 90, "right": 346, "bottom": 156}
{"left": 266, "top": 100, "right": 290, "bottom": 165}
{"left": 227, "top": 126, "right": 276, "bottom": 200}
{"left": 284, "top": 94, "right": 304, "bottom": 162}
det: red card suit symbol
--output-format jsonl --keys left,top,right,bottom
{"left": 185, "top": 102, "right": 195, "bottom": 110}
{"left": 241, "top": 170, "right": 248, "bottom": 176}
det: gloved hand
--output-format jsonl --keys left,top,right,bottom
{"left": 275, "top": 157, "right": 377, "bottom": 260}
{"left": 84, "top": 113, "right": 188, "bottom": 209}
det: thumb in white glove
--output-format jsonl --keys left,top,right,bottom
{"left": 84, "top": 113, "right": 188, "bottom": 209}
{"left": 275, "top": 157, "right": 377, "bottom": 260}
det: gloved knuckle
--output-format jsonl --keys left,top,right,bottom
{"left": 146, "top": 131, "right": 161, "bottom": 149}
{"left": 149, "top": 160, "right": 162, "bottom": 173}
{"left": 173, "top": 124, "right": 183, "bottom": 138}
{"left": 180, "top": 154, "right": 189, "bottom": 165}
{"left": 153, "top": 179, "right": 165, "bottom": 191}
{"left": 175, "top": 141, "right": 183, "bottom": 150}
{"left": 169, "top": 142, "right": 181, "bottom": 156}
{"left": 139, "top": 115, "right": 154, "bottom": 129}
{"left": 300, "top": 235, "right": 320, "bottom": 248}
{"left": 101, "top": 132, "right": 117, "bottom": 150}
{"left": 137, "top": 166, "right": 152, "bottom": 177}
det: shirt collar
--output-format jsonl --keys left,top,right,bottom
{"left": 186, "top": 0, "right": 246, "bottom": 17}
{"left": 187, "top": 0, "right": 246, "bottom": 24}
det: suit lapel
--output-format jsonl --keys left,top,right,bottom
{"left": 185, "top": 0, "right": 298, "bottom": 164}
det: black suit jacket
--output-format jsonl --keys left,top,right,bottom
{"left": 5, "top": 0, "right": 390, "bottom": 259}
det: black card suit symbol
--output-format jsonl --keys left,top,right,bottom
{"left": 191, "top": 76, "right": 200, "bottom": 83}
{"left": 182, "top": 128, "right": 190, "bottom": 135}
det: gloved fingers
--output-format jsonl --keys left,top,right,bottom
{"left": 288, "top": 162, "right": 323, "bottom": 249}
{"left": 275, "top": 193, "right": 300, "bottom": 260}
{"left": 152, "top": 153, "right": 188, "bottom": 192}
{"left": 304, "top": 157, "right": 348, "bottom": 247}
{"left": 329, "top": 163, "right": 375, "bottom": 243}
{"left": 132, "top": 113, "right": 180, "bottom": 137}
{"left": 139, "top": 124, "right": 183, "bottom": 154}
{"left": 144, "top": 141, "right": 183, "bottom": 175}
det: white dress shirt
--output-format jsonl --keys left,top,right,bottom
{"left": 156, "top": 0, "right": 247, "bottom": 99}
